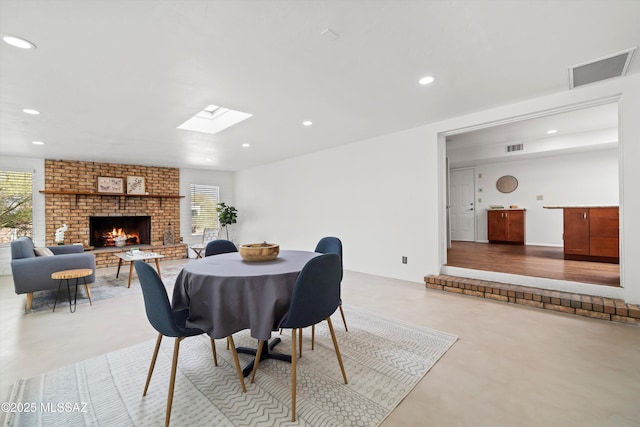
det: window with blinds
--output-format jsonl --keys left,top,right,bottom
{"left": 0, "top": 170, "right": 33, "bottom": 244}
{"left": 190, "top": 184, "right": 219, "bottom": 235}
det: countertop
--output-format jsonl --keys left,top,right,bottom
{"left": 543, "top": 205, "right": 618, "bottom": 209}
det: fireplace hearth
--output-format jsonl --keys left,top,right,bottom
{"left": 90, "top": 216, "right": 151, "bottom": 248}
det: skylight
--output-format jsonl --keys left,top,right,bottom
{"left": 177, "top": 104, "right": 252, "bottom": 135}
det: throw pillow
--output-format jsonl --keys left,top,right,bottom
{"left": 34, "top": 247, "right": 54, "bottom": 256}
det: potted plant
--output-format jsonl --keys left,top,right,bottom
{"left": 216, "top": 202, "right": 238, "bottom": 240}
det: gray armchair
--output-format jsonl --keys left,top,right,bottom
{"left": 10, "top": 237, "right": 96, "bottom": 310}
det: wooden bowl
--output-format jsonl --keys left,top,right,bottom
{"left": 239, "top": 242, "right": 280, "bottom": 262}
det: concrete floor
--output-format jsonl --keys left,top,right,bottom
{"left": 1, "top": 260, "right": 639, "bottom": 426}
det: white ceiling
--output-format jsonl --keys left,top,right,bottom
{"left": 1, "top": 0, "right": 639, "bottom": 171}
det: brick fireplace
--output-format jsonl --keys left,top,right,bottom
{"left": 42, "top": 159, "right": 186, "bottom": 267}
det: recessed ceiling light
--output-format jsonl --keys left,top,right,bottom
{"left": 32, "top": 141, "right": 44, "bottom": 145}
{"left": 419, "top": 76, "right": 435, "bottom": 85}
{"left": 302, "top": 121, "right": 313, "bottom": 126}
{"left": 205, "top": 157, "right": 212, "bottom": 162}
{"left": 3, "top": 35, "right": 37, "bottom": 49}
{"left": 242, "top": 143, "right": 251, "bottom": 148}
{"left": 547, "top": 129, "right": 558, "bottom": 134}
{"left": 22, "top": 108, "right": 40, "bottom": 115}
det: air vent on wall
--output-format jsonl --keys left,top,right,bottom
{"left": 569, "top": 47, "right": 636, "bottom": 89}
{"left": 506, "top": 143, "right": 524, "bottom": 153}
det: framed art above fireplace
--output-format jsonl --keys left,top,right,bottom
{"left": 127, "top": 176, "right": 145, "bottom": 194}
{"left": 97, "top": 176, "right": 123, "bottom": 193}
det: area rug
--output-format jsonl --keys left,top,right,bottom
{"left": 4, "top": 306, "right": 457, "bottom": 426}
{"left": 25, "top": 263, "right": 186, "bottom": 313}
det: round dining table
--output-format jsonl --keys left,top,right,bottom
{"left": 171, "top": 249, "right": 319, "bottom": 376}
{"left": 171, "top": 249, "right": 319, "bottom": 341}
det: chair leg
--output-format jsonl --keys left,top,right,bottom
{"left": 210, "top": 338, "right": 218, "bottom": 366}
{"left": 165, "top": 337, "right": 183, "bottom": 427}
{"left": 250, "top": 340, "right": 265, "bottom": 384}
{"left": 144, "top": 333, "right": 163, "bottom": 396}
{"left": 326, "top": 318, "right": 348, "bottom": 385}
{"left": 227, "top": 335, "right": 246, "bottom": 392}
{"left": 338, "top": 303, "right": 348, "bottom": 332}
{"left": 298, "top": 328, "right": 302, "bottom": 357}
{"left": 291, "top": 328, "right": 298, "bottom": 422}
{"left": 311, "top": 324, "right": 315, "bottom": 350}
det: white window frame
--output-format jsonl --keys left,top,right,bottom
{"left": 190, "top": 184, "right": 219, "bottom": 235}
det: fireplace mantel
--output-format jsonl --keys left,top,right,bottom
{"left": 39, "top": 190, "right": 184, "bottom": 208}
{"left": 39, "top": 190, "right": 183, "bottom": 198}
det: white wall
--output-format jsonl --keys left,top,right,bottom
{"left": 236, "top": 124, "right": 440, "bottom": 281}
{"left": 466, "top": 148, "right": 619, "bottom": 245}
{"left": 179, "top": 168, "right": 235, "bottom": 257}
{"left": 236, "top": 72, "right": 640, "bottom": 304}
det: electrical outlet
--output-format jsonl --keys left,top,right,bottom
{"left": 402, "top": 256, "right": 407, "bottom": 264}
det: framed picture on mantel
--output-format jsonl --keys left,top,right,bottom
{"left": 97, "top": 177, "right": 123, "bottom": 193}
{"left": 127, "top": 176, "right": 145, "bottom": 194}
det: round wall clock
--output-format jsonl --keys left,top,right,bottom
{"left": 496, "top": 175, "right": 518, "bottom": 193}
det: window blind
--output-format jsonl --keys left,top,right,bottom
{"left": 190, "top": 184, "right": 219, "bottom": 235}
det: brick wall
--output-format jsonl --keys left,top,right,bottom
{"left": 43, "top": 160, "right": 184, "bottom": 259}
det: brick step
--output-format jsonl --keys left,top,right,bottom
{"left": 425, "top": 275, "right": 640, "bottom": 326}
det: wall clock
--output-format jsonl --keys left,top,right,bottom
{"left": 496, "top": 175, "right": 518, "bottom": 193}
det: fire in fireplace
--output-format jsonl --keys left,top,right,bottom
{"left": 90, "top": 216, "right": 151, "bottom": 248}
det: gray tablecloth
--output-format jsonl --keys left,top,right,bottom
{"left": 171, "top": 250, "right": 319, "bottom": 340}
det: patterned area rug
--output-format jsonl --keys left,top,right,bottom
{"left": 4, "top": 306, "right": 457, "bottom": 426}
{"left": 26, "top": 264, "right": 185, "bottom": 313}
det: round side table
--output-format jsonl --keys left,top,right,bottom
{"left": 51, "top": 268, "right": 93, "bottom": 313}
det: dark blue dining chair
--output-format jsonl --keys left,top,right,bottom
{"left": 135, "top": 261, "right": 246, "bottom": 427}
{"left": 250, "top": 254, "right": 348, "bottom": 422}
{"left": 312, "top": 237, "right": 348, "bottom": 347}
{"left": 204, "top": 239, "right": 238, "bottom": 257}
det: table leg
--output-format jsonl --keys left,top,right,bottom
{"left": 116, "top": 258, "right": 123, "bottom": 278}
{"left": 83, "top": 277, "right": 92, "bottom": 305}
{"left": 70, "top": 278, "right": 79, "bottom": 313}
{"left": 154, "top": 258, "right": 162, "bottom": 279}
{"left": 237, "top": 338, "right": 291, "bottom": 377}
{"left": 127, "top": 261, "right": 134, "bottom": 288}
{"left": 53, "top": 279, "right": 64, "bottom": 312}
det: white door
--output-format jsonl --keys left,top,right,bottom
{"left": 450, "top": 168, "right": 475, "bottom": 241}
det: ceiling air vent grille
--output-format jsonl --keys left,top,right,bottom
{"left": 569, "top": 47, "right": 636, "bottom": 89}
{"left": 506, "top": 143, "right": 524, "bottom": 153}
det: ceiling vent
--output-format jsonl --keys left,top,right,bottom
{"left": 569, "top": 47, "right": 636, "bottom": 89}
{"left": 506, "top": 143, "right": 524, "bottom": 153}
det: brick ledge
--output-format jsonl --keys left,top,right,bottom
{"left": 425, "top": 275, "right": 640, "bottom": 326}
{"left": 91, "top": 243, "right": 187, "bottom": 268}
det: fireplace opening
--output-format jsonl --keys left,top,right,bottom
{"left": 90, "top": 216, "right": 151, "bottom": 248}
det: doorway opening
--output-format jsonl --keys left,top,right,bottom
{"left": 442, "top": 99, "right": 621, "bottom": 287}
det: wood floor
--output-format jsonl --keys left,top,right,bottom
{"left": 446, "top": 241, "right": 620, "bottom": 287}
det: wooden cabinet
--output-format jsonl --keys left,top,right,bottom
{"left": 563, "top": 207, "right": 619, "bottom": 263}
{"left": 488, "top": 209, "right": 526, "bottom": 245}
